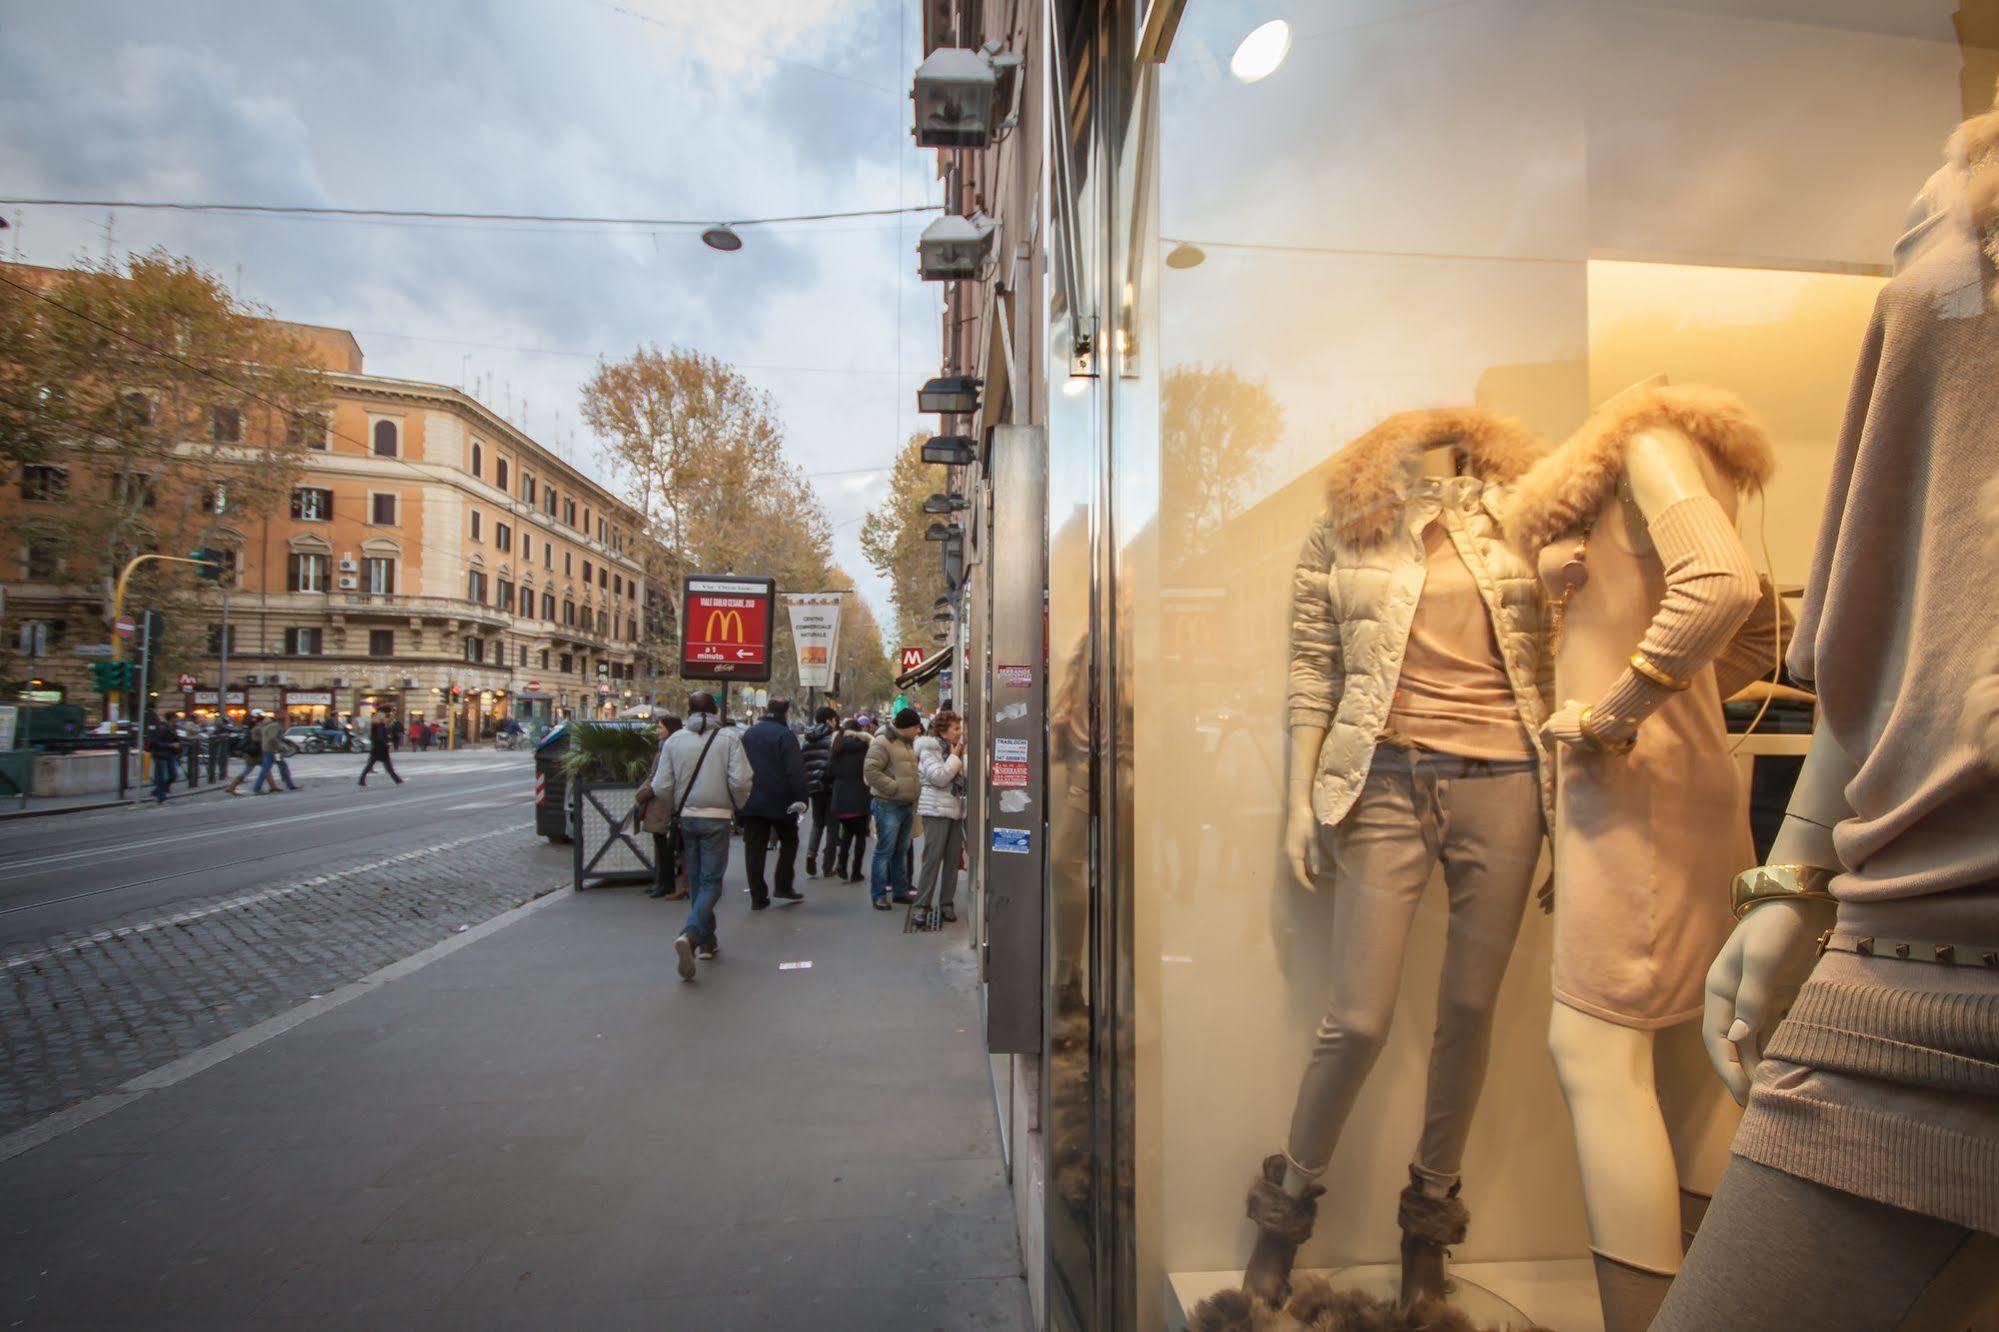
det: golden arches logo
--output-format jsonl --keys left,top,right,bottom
{"left": 702, "top": 609, "right": 746, "bottom": 642}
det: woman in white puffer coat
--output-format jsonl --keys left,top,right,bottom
{"left": 911, "top": 710, "right": 967, "bottom": 922}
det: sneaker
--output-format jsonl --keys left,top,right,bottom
{"left": 673, "top": 933, "right": 696, "bottom": 981}
{"left": 696, "top": 942, "right": 719, "bottom": 962}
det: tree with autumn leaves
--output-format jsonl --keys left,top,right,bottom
{"left": 858, "top": 432, "right": 951, "bottom": 710}
{"left": 579, "top": 344, "right": 891, "bottom": 709}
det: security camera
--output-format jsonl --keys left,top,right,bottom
{"left": 918, "top": 375, "right": 982, "bottom": 415}
{"left": 917, "top": 213, "right": 997, "bottom": 281}
{"left": 921, "top": 435, "right": 977, "bottom": 466}
{"left": 922, "top": 492, "right": 969, "bottom": 514}
{"left": 912, "top": 45, "right": 1022, "bottom": 148}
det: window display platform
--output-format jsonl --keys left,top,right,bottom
{"left": 1168, "top": 1259, "right": 1603, "bottom": 1332}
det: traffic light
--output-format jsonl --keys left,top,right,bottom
{"left": 90, "top": 660, "right": 133, "bottom": 692}
{"left": 190, "top": 547, "right": 227, "bottom": 580}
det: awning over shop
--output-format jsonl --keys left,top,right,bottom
{"left": 895, "top": 644, "right": 953, "bottom": 689}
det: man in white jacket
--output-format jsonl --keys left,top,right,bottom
{"left": 648, "top": 692, "right": 752, "bottom": 981}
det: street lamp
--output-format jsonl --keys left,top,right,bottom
{"left": 701, "top": 223, "right": 744, "bottom": 252}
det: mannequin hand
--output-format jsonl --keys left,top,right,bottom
{"left": 1540, "top": 699, "right": 1636, "bottom": 753}
{"left": 1702, "top": 897, "right": 1835, "bottom": 1104}
{"left": 1534, "top": 868, "right": 1555, "bottom": 915}
{"left": 1284, "top": 803, "right": 1323, "bottom": 892}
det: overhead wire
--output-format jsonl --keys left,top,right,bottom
{"left": 0, "top": 198, "right": 941, "bottom": 230}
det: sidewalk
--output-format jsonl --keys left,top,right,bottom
{"left": 0, "top": 851, "right": 1030, "bottom": 1329}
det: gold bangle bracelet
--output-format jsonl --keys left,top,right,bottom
{"left": 1629, "top": 651, "right": 1692, "bottom": 691}
{"left": 1578, "top": 705, "right": 1636, "bottom": 756}
{"left": 1732, "top": 864, "right": 1838, "bottom": 919}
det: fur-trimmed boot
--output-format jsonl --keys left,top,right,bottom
{"left": 1396, "top": 1168, "right": 1469, "bottom": 1307}
{"left": 1241, "top": 1154, "right": 1324, "bottom": 1306}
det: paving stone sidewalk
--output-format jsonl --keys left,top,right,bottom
{"left": 0, "top": 824, "right": 569, "bottom": 1136}
{"left": 0, "top": 856, "right": 1030, "bottom": 1329}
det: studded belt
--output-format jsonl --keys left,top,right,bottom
{"left": 1816, "top": 930, "right": 1999, "bottom": 968}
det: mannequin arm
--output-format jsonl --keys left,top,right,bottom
{"left": 1702, "top": 724, "right": 1856, "bottom": 1102}
{"left": 1543, "top": 428, "right": 1761, "bottom": 751}
{"left": 1286, "top": 723, "right": 1329, "bottom": 891}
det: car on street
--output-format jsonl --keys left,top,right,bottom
{"left": 282, "top": 724, "right": 356, "bottom": 754}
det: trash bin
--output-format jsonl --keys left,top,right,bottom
{"left": 534, "top": 721, "right": 572, "bottom": 842}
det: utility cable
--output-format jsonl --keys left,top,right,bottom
{"left": 0, "top": 198, "right": 941, "bottom": 230}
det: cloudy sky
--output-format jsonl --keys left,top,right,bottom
{"left": 0, "top": 0, "right": 941, "bottom": 621}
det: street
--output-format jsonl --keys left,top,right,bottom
{"left": 0, "top": 749, "right": 566, "bottom": 1137}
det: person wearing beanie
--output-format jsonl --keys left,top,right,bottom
{"left": 863, "top": 708, "right": 924, "bottom": 909}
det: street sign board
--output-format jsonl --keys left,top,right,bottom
{"left": 680, "top": 575, "right": 775, "bottom": 682}
{"left": 899, "top": 646, "right": 926, "bottom": 673}
{"left": 74, "top": 643, "right": 114, "bottom": 658}
{"left": 114, "top": 616, "right": 135, "bottom": 638}
{"left": 176, "top": 673, "right": 198, "bottom": 688}
{"left": 526, "top": 679, "right": 541, "bottom": 692}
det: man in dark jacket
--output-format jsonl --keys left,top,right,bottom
{"left": 358, "top": 707, "right": 404, "bottom": 786}
{"left": 739, "top": 698, "right": 809, "bottom": 909}
{"left": 145, "top": 710, "right": 183, "bottom": 804}
{"left": 799, "top": 705, "right": 838, "bottom": 877}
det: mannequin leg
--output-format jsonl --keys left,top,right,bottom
{"left": 1547, "top": 1002, "right": 1682, "bottom": 1330}
{"left": 1655, "top": 1155, "right": 1999, "bottom": 1331}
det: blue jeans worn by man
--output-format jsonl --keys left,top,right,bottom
{"left": 677, "top": 817, "right": 733, "bottom": 955}
{"left": 870, "top": 798, "right": 914, "bottom": 905}
{"left": 254, "top": 751, "right": 298, "bottom": 794}
{"left": 149, "top": 755, "right": 177, "bottom": 803}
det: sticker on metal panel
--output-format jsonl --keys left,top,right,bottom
{"left": 997, "top": 664, "right": 1032, "bottom": 688}
{"left": 993, "top": 738, "right": 1028, "bottom": 763}
{"left": 991, "top": 760, "right": 1029, "bottom": 789}
{"left": 991, "top": 828, "right": 1032, "bottom": 855}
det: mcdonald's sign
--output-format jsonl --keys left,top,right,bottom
{"left": 681, "top": 574, "right": 775, "bottom": 682}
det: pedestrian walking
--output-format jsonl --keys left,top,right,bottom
{"left": 739, "top": 698, "right": 810, "bottom": 910}
{"left": 634, "top": 714, "right": 690, "bottom": 899}
{"left": 224, "top": 712, "right": 264, "bottom": 796}
{"left": 910, "top": 709, "right": 968, "bottom": 924}
{"left": 251, "top": 712, "right": 299, "bottom": 794}
{"left": 647, "top": 692, "right": 751, "bottom": 981}
{"left": 358, "top": 707, "right": 404, "bottom": 786}
{"left": 800, "top": 705, "right": 838, "bottom": 877}
{"left": 864, "top": 707, "right": 923, "bottom": 911}
{"left": 826, "top": 719, "right": 872, "bottom": 882}
{"left": 144, "top": 710, "right": 183, "bottom": 804}
{"left": 390, "top": 717, "right": 405, "bottom": 751}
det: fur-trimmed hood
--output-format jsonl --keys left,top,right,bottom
{"left": 1499, "top": 385, "right": 1774, "bottom": 552}
{"left": 1322, "top": 408, "right": 1546, "bottom": 548}
{"left": 1948, "top": 81, "right": 1999, "bottom": 287}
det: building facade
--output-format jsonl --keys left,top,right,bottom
{"left": 3, "top": 277, "right": 645, "bottom": 735}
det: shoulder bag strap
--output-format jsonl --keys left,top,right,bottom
{"left": 673, "top": 727, "right": 723, "bottom": 818}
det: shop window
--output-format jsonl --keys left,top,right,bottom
{"left": 210, "top": 406, "right": 242, "bottom": 442}
{"left": 292, "top": 487, "right": 332, "bottom": 521}
{"left": 286, "top": 551, "right": 328, "bottom": 593}
{"left": 283, "top": 627, "right": 323, "bottom": 656}
{"left": 364, "top": 556, "right": 396, "bottom": 595}
{"left": 20, "top": 465, "right": 67, "bottom": 501}
{"left": 370, "top": 493, "right": 397, "bottom": 525}
{"left": 368, "top": 629, "right": 394, "bottom": 657}
{"left": 371, "top": 419, "right": 399, "bottom": 457}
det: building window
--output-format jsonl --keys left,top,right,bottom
{"left": 206, "top": 623, "right": 236, "bottom": 655}
{"left": 564, "top": 551, "right": 573, "bottom": 576}
{"left": 597, "top": 608, "right": 609, "bottom": 635}
{"left": 544, "top": 486, "right": 557, "bottom": 517}
{"left": 613, "top": 573, "right": 622, "bottom": 596}
{"left": 521, "top": 533, "right": 532, "bottom": 562}
{"left": 582, "top": 559, "right": 593, "bottom": 585}
{"left": 467, "top": 570, "right": 488, "bottom": 604}
{"left": 470, "top": 441, "right": 483, "bottom": 478}
{"left": 370, "top": 493, "right": 397, "bottom": 525}
{"left": 598, "top": 567, "right": 608, "bottom": 590}
{"left": 119, "top": 392, "right": 152, "bottom": 428}
{"left": 495, "top": 522, "right": 511, "bottom": 553}
{"left": 286, "top": 411, "right": 329, "bottom": 450}
{"left": 287, "top": 551, "right": 329, "bottom": 592}
{"left": 563, "top": 598, "right": 576, "bottom": 626}
{"left": 369, "top": 629, "right": 395, "bottom": 657}
{"left": 372, "top": 419, "right": 399, "bottom": 457}
{"left": 519, "top": 645, "right": 528, "bottom": 667}
{"left": 497, "top": 579, "right": 515, "bottom": 613}
{"left": 464, "top": 636, "right": 483, "bottom": 664}
{"left": 539, "top": 649, "right": 550, "bottom": 669}
{"left": 559, "top": 652, "right": 573, "bottom": 674}
{"left": 564, "top": 498, "right": 577, "bottom": 526}
{"left": 497, "top": 458, "right": 510, "bottom": 490}
{"left": 363, "top": 556, "right": 396, "bottom": 595}
{"left": 210, "top": 406, "right": 243, "bottom": 442}
{"left": 114, "top": 473, "right": 157, "bottom": 508}
{"left": 470, "top": 509, "right": 482, "bottom": 540}
{"left": 541, "top": 590, "right": 555, "bottom": 620}
{"left": 21, "top": 465, "right": 68, "bottom": 501}
{"left": 543, "top": 544, "right": 553, "bottom": 571}
{"left": 292, "top": 487, "right": 332, "bottom": 521}
{"left": 521, "top": 473, "right": 535, "bottom": 505}
{"left": 490, "top": 639, "right": 503, "bottom": 665}
{"left": 23, "top": 542, "right": 58, "bottom": 580}
{"left": 284, "top": 626, "right": 324, "bottom": 656}
{"left": 627, "top": 615, "right": 637, "bottom": 640}
{"left": 200, "top": 485, "right": 227, "bottom": 514}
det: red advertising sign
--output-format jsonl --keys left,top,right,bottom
{"left": 681, "top": 575, "right": 776, "bottom": 682}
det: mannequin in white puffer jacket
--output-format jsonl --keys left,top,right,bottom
{"left": 911, "top": 711, "right": 966, "bottom": 922}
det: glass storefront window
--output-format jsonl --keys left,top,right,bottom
{"left": 1093, "top": 5, "right": 1991, "bottom": 1327}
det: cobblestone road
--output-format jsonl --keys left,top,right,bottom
{"left": 0, "top": 823, "right": 569, "bottom": 1137}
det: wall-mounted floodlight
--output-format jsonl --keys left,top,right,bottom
{"left": 933, "top": 594, "right": 955, "bottom": 610}
{"left": 918, "top": 375, "right": 983, "bottom": 414}
{"left": 924, "top": 521, "right": 964, "bottom": 542}
{"left": 701, "top": 224, "right": 743, "bottom": 252}
{"left": 921, "top": 435, "right": 977, "bottom": 466}
{"left": 922, "top": 492, "right": 969, "bottom": 514}
{"left": 932, "top": 608, "right": 953, "bottom": 623}
{"left": 912, "top": 45, "right": 1022, "bottom": 148}
{"left": 918, "top": 213, "right": 997, "bottom": 281}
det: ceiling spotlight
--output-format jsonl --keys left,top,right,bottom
{"left": 1230, "top": 19, "right": 1291, "bottom": 83}
{"left": 1165, "top": 241, "right": 1206, "bottom": 269}
{"left": 700, "top": 223, "right": 743, "bottom": 252}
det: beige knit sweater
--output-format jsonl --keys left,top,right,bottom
{"left": 1732, "top": 113, "right": 1999, "bottom": 1234}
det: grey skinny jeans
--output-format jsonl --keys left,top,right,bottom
{"left": 1285, "top": 745, "right": 1542, "bottom": 1185}
{"left": 914, "top": 815, "right": 965, "bottom": 910}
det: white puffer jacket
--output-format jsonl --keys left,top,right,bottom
{"left": 914, "top": 735, "right": 965, "bottom": 819}
{"left": 1288, "top": 409, "right": 1555, "bottom": 829}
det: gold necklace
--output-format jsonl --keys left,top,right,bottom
{"left": 1551, "top": 521, "right": 1593, "bottom": 654}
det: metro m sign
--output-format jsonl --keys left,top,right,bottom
{"left": 680, "top": 575, "right": 776, "bottom": 682}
